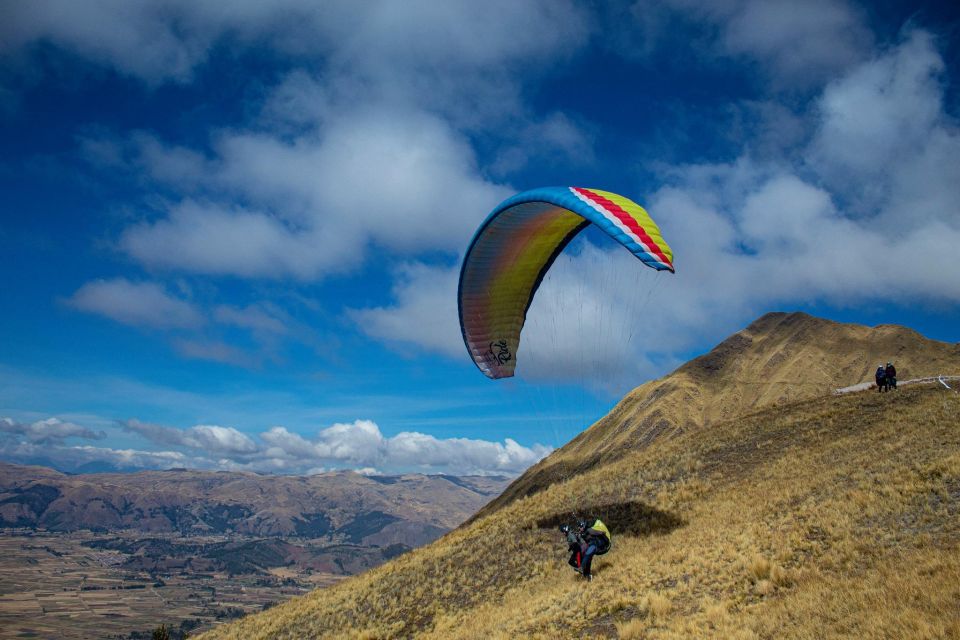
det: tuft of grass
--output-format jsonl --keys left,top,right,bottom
{"left": 770, "top": 563, "right": 791, "bottom": 587}
{"left": 755, "top": 579, "right": 775, "bottom": 596}
{"left": 646, "top": 592, "right": 672, "bottom": 621}
{"left": 748, "top": 555, "right": 771, "bottom": 582}
{"left": 703, "top": 599, "right": 730, "bottom": 628}
{"left": 614, "top": 617, "right": 647, "bottom": 639}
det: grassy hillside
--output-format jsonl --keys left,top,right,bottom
{"left": 481, "top": 311, "right": 960, "bottom": 515}
{"left": 199, "top": 383, "right": 960, "bottom": 639}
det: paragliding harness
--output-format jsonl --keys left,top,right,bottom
{"left": 561, "top": 518, "right": 611, "bottom": 574}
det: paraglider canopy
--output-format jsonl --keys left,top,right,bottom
{"left": 458, "top": 186, "right": 674, "bottom": 379}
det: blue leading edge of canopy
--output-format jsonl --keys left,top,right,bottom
{"left": 462, "top": 187, "right": 672, "bottom": 272}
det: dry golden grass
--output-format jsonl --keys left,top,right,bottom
{"left": 198, "top": 384, "right": 960, "bottom": 639}
{"left": 646, "top": 592, "right": 672, "bottom": 620}
{"left": 614, "top": 617, "right": 647, "bottom": 639}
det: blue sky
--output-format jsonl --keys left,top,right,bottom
{"left": 1, "top": 0, "right": 959, "bottom": 475}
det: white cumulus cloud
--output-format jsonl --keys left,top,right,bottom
{"left": 262, "top": 420, "right": 551, "bottom": 475}
{"left": 1, "top": 417, "right": 105, "bottom": 444}
{"left": 349, "top": 262, "right": 464, "bottom": 358}
{"left": 615, "top": 0, "right": 871, "bottom": 87}
{"left": 123, "top": 417, "right": 549, "bottom": 475}
{"left": 67, "top": 278, "right": 204, "bottom": 330}
{"left": 42, "top": 1, "right": 590, "bottom": 282}
{"left": 123, "top": 419, "right": 257, "bottom": 456}
{"left": 185, "top": 425, "right": 259, "bottom": 455}
{"left": 811, "top": 30, "right": 960, "bottom": 229}
{"left": 2, "top": 0, "right": 588, "bottom": 86}
{"left": 118, "top": 107, "right": 513, "bottom": 280}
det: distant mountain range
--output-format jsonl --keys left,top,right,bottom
{"left": 0, "top": 464, "right": 509, "bottom": 546}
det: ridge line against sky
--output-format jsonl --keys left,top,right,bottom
{"left": 1, "top": 0, "right": 959, "bottom": 475}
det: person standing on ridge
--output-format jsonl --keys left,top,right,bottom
{"left": 885, "top": 362, "right": 897, "bottom": 390}
{"left": 876, "top": 364, "right": 887, "bottom": 392}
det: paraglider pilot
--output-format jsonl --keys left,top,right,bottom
{"left": 561, "top": 518, "right": 611, "bottom": 581}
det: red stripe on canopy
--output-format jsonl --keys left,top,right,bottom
{"left": 574, "top": 188, "right": 672, "bottom": 268}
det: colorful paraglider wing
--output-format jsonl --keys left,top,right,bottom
{"left": 458, "top": 186, "right": 673, "bottom": 379}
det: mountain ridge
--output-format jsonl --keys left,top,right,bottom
{"left": 475, "top": 311, "right": 960, "bottom": 518}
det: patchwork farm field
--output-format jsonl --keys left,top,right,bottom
{"left": 0, "top": 531, "right": 344, "bottom": 639}
{"left": 0, "top": 466, "right": 505, "bottom": 637}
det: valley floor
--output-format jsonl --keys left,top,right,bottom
{"left": 0, "top": 530, "right": 343, "bottom": 639}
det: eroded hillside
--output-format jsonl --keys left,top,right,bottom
{"left": 199, "top": 384, "right": 960, "bottom": 639}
